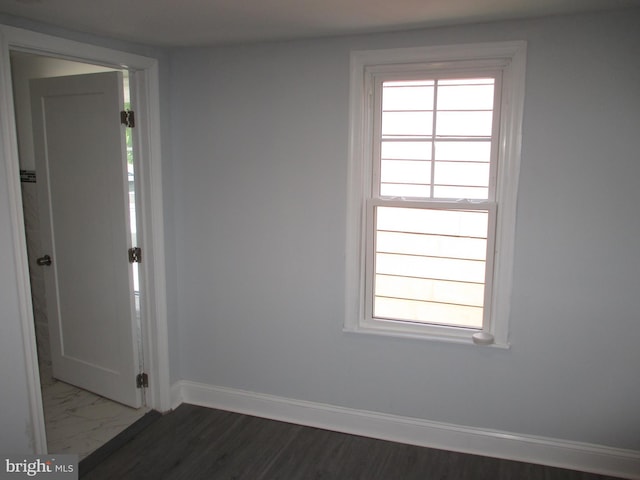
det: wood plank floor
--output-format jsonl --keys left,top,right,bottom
{"left": 80, "top": 404, "right": 624, "bottom": 480}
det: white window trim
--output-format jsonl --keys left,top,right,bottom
{"left": 345, "top": 41, "right": 526, "bottom": 348}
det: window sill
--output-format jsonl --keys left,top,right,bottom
{"left": 343, "top": 322, "right": 510, "bottom": 349}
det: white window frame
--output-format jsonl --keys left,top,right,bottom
{"left": 345, "top": 41, "right": 526, "bottom": 348}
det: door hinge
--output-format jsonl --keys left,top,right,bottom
{"left": 120, "top": 109, "right": 135, "bottom": 128}
{"left": 136, "top": 372, "right": 149, "bottom": 389}
{"left": 128, "top": 247, "right": 142, "bottom": 263}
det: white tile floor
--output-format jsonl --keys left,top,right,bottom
{"left": 40, "top": 364, "right": 148, "bottom": 459}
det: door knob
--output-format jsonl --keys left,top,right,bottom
{"left": 36, "top": 255, "right": 52, "bottom": 266}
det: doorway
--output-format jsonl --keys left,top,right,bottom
{"left": 12, "top": 51, "right": 148, "bottom": 458}
{"left": 0, "top": 24, "right": 171, "bottom": 455}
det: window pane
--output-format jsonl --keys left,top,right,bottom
{"left": 376, "top": 206, "right": 488, "bottom": 238}
{"left": 376, "top": 252, "right": 486, "bottom": 283}
{"left": 438, "top": 78, "right": 494, "bottom": 86}
{"left": 433, "top": 186, "right": 488, "bottom": 200}
{"left": 437, "top": 84, "right": 494, "bottom": 110}
{"left": 382, "top": 141, "right": 431, "bottom": 160}
{"left": 385, "top": 80, "right": 436, "bottom": 87}
{"left": 436, "top": 111, "right": 493, "bottom": 137}
{"left": 435, "top": 141, "right": 490, "bottom": 162}
{"left": 374, "top": 297, "right": 483, "bottom": 328}
{"left": 376, "top": 274, "right": 485, "bottom": 306}
{"left": 381, "top": 160, "right": 430, "bottom": 184}
{"left": 380, "top": 184, "right": 431, "bottom": 197}
{"left": 377, "top": 230, "right": 487, "bottom": 260}
{"left": 383, "top": 85, "right": 434, "bottom": 111}
{"left": 382, "top": 112, "right": 433, "bottom": 136}
{"left": 434, "top": 161, "right": 490, "bottom": 188}
{"left": 373, "top": 205, "right": 489, "bottom": 328}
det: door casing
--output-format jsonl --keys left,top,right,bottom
{"left": 0, "top": 25, "right": 170, "bottom": 453}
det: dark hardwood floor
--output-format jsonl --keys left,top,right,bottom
{"left": 80, "top": 404, "right": 624, "bottom": 480}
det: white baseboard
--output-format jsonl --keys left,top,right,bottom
{"left": 171, "top": 380, "right": 640, "bottom": 479}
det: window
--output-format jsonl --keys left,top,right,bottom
{"left": 345, "top": 42, "right": 526, "bottom": 347}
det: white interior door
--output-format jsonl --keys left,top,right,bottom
{"left": 30, "top": 71, "right": 141, "bottom": 408}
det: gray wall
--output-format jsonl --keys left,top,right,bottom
{"left": 169, "top": 8, "right": 640, "bottom": 450}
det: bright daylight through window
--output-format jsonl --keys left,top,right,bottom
{"left": 346, "top": 42, "right": 526, "bottom": 346}
{"left": 374, "top": 77, "right": 496, "bottom": 329}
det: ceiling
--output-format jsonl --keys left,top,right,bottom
{"left": 0, "top": 0, "right": 637, "bottom": 47}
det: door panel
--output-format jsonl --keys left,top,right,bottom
{"left": 30, "top": 71, "right": 141, "bottom": 407}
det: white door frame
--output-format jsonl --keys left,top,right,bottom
{"left": 0, "top": 25, "right": 171, "bottom": 453}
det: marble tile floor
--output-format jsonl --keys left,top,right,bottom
{"left": 41, "top": 373, "right": 148, "bottom": 459}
